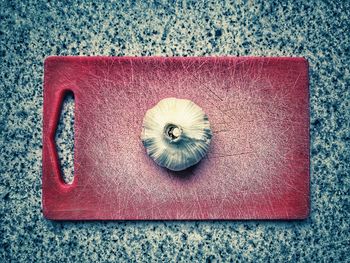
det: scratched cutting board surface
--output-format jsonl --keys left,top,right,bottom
{"left": 42, "top": 56, "right": 309, "bottom": 220}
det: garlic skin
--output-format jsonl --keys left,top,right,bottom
{"left": 141, "top": 98, "right": 212, "bottom": 171}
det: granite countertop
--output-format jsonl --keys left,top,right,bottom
{"left": 1, "top": 0, "right": 349, "bottom": 262}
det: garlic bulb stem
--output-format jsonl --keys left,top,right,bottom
{"left": 164, "top": 124, "right": 182, "bottom": 141}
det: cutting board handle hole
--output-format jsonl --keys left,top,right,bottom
{"left": 55, "top": 90, "right": 75, "bottom": 185}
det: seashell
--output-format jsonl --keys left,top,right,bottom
{"left": 141, "top": 98, "right": 212, "bottom": 171}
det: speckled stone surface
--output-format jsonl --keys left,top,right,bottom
{"left": 1, "top": 0, "right": 349, "bottom": 262}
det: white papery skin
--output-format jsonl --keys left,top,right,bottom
{"left": 141, "top": 98, "right": 212, "bottom": 171}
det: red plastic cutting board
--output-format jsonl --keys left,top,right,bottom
{"left": 42, "top": 56, "right": 309, "bottom": 220}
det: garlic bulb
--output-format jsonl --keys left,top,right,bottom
{"left": 141, "top": 98, "right": 212, "bottom": 171}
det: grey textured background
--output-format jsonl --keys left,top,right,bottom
{"left": 1, "top": 0, "right": 350, "bottom": 262}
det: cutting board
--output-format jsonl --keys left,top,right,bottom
{"left": 42, "top": 56, "right": 309, "bottom": 220}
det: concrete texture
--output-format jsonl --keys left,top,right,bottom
{"left": 1, "top": 0, "right": 349, "bottom": 262}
